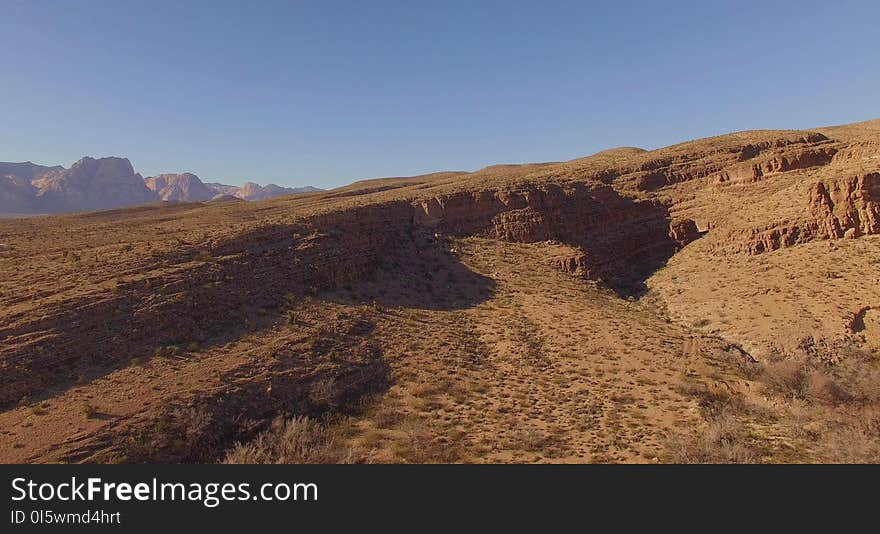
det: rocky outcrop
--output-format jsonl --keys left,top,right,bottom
{"left": 144, "top": 173, "right": 215, "bottom": 202}
{"left": 0, "top": 161, "right": 64, "bottom": 180}
{"left": 808, "top": 172, "right": 880, "bottom": 238}
{"left": 0, "top": 174, "right": 38, "bottom": 213}
{"left": 713, "top": 147, "right": 837, "bottom": 187}
{"left": 206, "top": 181, "right": 320, "bottom": 201}
{"left": 736, "top": 172, "right": 880, "bottom": 254}
{"left": 0, "top": 162, "right": 64, "bottom": 213}
{"left": 31, "top": 157, "right": 158, "bottom": 213}
{"left": 602, "top": 132, "right": 835, "bottom": 193}
{"left": 144, "top": 178, "right": 321, "bottom": 202}
{"left": 831, "top": 141, "right": 880, "bottom": 164}
{"left": 234, "top": 182, "right": 319, "bottom": 200}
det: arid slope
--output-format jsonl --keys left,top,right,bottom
{"left": 1, "top": 119, "right": 878, "bottom": 463}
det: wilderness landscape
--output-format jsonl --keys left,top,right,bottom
{"left": 0, "top": 118, "right": 878, "bottom": 464}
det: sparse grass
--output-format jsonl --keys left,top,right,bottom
{"left": 669, "top": 343, "right": 880, "bottom": 463}
{"left": 308, "top": 377, "right": 336, "bottom": 408}
{"left": 664, "top": 411, "right": 758, "bottom": 464}
{"left": 224, "top": 416, "right": 357, "bottom": 464}
{"left": 29, "top": 404, "right": 49, "bottom": 416}
{"left": 153, "top": 345, "right": 180, "bottom": 359}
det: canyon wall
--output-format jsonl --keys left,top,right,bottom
{"left": 414, "top": 183, "right": 699, "bottom": 293}
{"left": 732, "top": 171, "right": 880, "bottom": 255}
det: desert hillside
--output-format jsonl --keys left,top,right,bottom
{"left": 1, "top": 118, "right": 878, "bottom": 463}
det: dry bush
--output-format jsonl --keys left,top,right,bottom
{"left": 817, "top": 411, "right": 880, "bottom": 463}
{"left": 308, "top": 377, "right": 336, "bottom": 408}
{"left": 762, "top": 352, "right": 878, "bottom": 405}
{"left": 747, "top": 347, "right": 880, "bottom": 462}
{"left": 830, "top": 350, "right": 880, "bottom": 403}
{"left": 511, "top": 426, "right": 549, "bottom": 452}
{"left": 369, "top": 402, "right": 406, "bottom": 429}
{"left": 667, "top": 381, "right": 760, "bottom": 463}
{"left": 121, "top": 406, "right": 225, "bottom": 462}
{"left": 391, "top": 416, "right": 461, "bottom": 463}
{"left": 760, "top": 357, "right": 851, "bottom": 403}
{"left": 761, "top": 359, "right": 811, "bottom": 400}
{"left": 224, "top": 416, "right": 356, "bottom": 464}
{"left": 664, "top": 411, "right": 758, "bottom": 464}
{"left": 676, "top": 381, "right": 745, "bottom": 417}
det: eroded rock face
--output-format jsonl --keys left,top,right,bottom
{"left": 0, "top": 174, "right": 37, "bottom": 213}
{"left": 737, "top": 172, "right": 880, "bottom": 254}
{"left": 203, "top": 181, "right": 321, "bottom": 201}
{"left": 32, "top": 157, "right": 158, "bottom": 213}
{"left": 713, "top": 147, "right": 838, "bottom": 187}
{"left": 144, "top": 173, "right": 215, "bottom": 202}
{"left": 414, "top": 184, "right": 700, "bottom": 294}
{"left": 0, "top": 162, "right": 64, "bottom": 213}
{"left": 234, "top": 182, "right": 316, "bottom": 200}
{"left": 809, "top": 172, "right": 880, "bottom": 238}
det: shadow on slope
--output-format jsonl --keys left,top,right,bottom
{"left": 0, "top": 205, "right": 494, "bottom": 410}
{"left": 323, "top": 232, "right": 496, "bottom": 311}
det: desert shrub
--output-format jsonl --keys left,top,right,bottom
{"left": 154, "top": 345, "right": 180, "bottom": 359}
{"left": 122, "top": 406, "right": 225, "bottom": 462}
{"left": 761, "top": 353, "right": 877, "bottom": 404}
{"left": 676, "top": 381, "right": 744, "bottom": 417}
{"left": 391, "top": 416, "right": 459, "bottom": 463}
{"left": 664, "top": 411, "right": 758, "bottom": 464}
{"left": 829, "top": 349, "right": 880, "bottom": 403}
{"left": 224, "top": 416, "right": 355, "bottom": 464}
{"left": 805, "top": 372, "right": 852, "bottom": 404}
{"left": 761, "top": 359, "right": 811, "bottom": 400}
{"left": 367, "top": 400, "right": 406, "bottom": 429}
{"left": 511, "top": 426, "right": 549, "bottom": 452}
{"left": 308, "top": 377, "right": 336, "bottom": 408}
{"left": 817, "top": 412, "right": 880, "bottom": 463}
{"left": 667, "top": 380, "right": 761, "bottom": 463}
{"left": 29, "top": 404, "right": 49, "bottom": 416}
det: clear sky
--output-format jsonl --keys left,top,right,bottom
{"left": 1, "top": 1, "right": 878, "bottom": 188}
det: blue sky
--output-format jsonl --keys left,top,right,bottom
{"left": 1, "top": 1, "right": 878, "bottom": 188}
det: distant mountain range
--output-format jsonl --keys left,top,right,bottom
{"left": 0, "top": 157, "right": 321, "bottom": 215}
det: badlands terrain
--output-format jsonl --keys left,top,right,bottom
{"left": 1, "top": 119, "right": 878, "bottom": 463}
